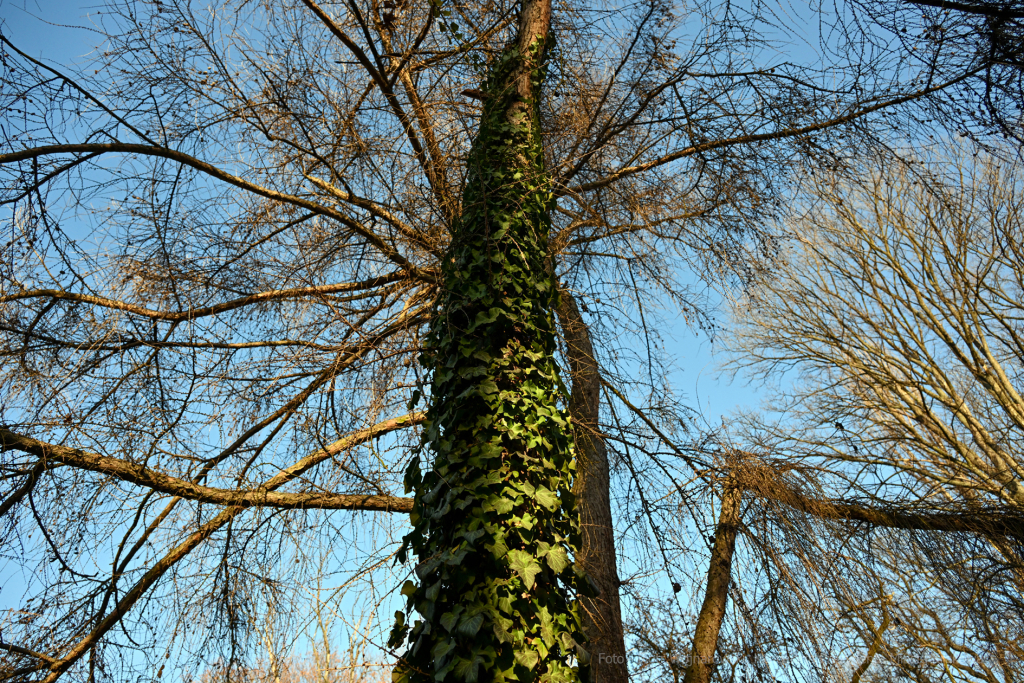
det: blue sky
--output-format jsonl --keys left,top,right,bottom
{"left": 0, "top": 0, "right": 105, "bottom": 65}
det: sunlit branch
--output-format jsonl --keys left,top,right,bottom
{"left": 601, "top": 379, "right": 708, "bottom": 469}
{"left": 0, "top": 418, "right": 421, "bottom": 512}
{"left": 16, "top": 412, "right": 422, "bottom": 682}
{"left": 304, "top": 175, "right": 440, "bottom": 255}
{"left": 561, "top": 74, "right": 979, "bottom": 197}
{"left": 297, "top": 0, "right": 453, "bottom": 217}
{"left": 0, "top": 273, "right": 408, "bottom": 322}
{"left": 733, "top": 459, "right": 1024, "bottom": 539}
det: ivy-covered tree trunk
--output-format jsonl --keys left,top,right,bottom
{"left": 388, "top": 1, "right": 591, "bottom": 682}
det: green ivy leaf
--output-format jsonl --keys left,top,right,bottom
{"left": 456, "top": 613, "right": 485, "bottom": 637}
{"left": 432, "top": 638, "right": 454, "bottom": 663}
{"left": 486, "top": 535, "right": 509, "bottom": 559}
{"left": 514, "top": 649, "right": 539, "bottom": 671}
{"left": 483, "top": 496, "right": 515, "bottom": 515}
{"left": 454, "top": 655, "right": 484, "bottom": 683}
{"left": 545, "top": 546, "right": 570, "bottom": 574}
{"left": 538, "top": 605, "right": 555, "bottom": 647}
{"left": 440, "top": 610, "right": 461, "bottom": 632}
{"left": 493, "top": 615, "right": 514, "bottom": 643}
{"left": 507, "top": 549, "right": 542, "bottom": 589}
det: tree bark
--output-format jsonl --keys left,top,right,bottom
{"left": 556, "top": 289, "right": 628, "bottom": 683}
{"left": 684, "top": 484, "right": 742, "bottom": 683}
{"left": 0, "top": 419, "right": 421, "bottom": 512}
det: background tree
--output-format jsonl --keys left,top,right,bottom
{"left": 1, "top": 0, "right": 1020, "bottom": 682}
{"left": 720, "top": 145, "right": 1024, "bottom": 682}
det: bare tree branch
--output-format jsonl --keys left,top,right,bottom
{"left": 0, "top": 417, "right": 421, "bottom": 512}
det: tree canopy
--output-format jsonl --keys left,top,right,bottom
{"left": 1, "top": 0, "right": 1022, "bottom": 682}
{"left": 722, "top": 146, "right": 1024, "bottom": 683}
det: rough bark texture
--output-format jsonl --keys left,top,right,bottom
{"left": 556, "top": 290, "right": 628, "bottom": 683}
{"left": 684, "top": 485, "right": 742, "bottom": 683}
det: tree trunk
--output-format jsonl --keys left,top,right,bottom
{"left": 556, "top": 289, "right": 628, "bottom": 683}
{"left": 390, "top": 1, "right": 592, "bottom": 682}
{"left": 684, "top": 484, "right": 742, "bottom": 683}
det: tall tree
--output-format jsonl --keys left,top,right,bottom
{"left": 0, "top": 0, "right": 1017, "bottom": 681}
{"left": 386, "top": 2, "right": 592, "bottom": 682}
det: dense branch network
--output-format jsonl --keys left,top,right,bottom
{"left": 1, "top": 0, "right": 1022, "bottom": 680}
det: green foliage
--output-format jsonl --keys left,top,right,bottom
{"left": 389, "top": 33, "right": 591, "bottom": 683}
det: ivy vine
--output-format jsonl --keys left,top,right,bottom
{"left": 389, "top": 31, "right": 592, "bottom": 683}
